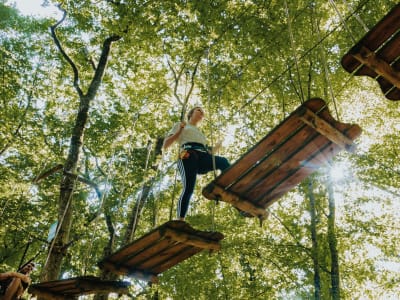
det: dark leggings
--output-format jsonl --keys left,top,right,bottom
{"left": 177, "top": 150, "right": 230, "bottom": 219}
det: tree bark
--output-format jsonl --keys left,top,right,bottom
{"left": 326, "top": 173, "right": 341, "bottom": 300}
{"left": 41, "top": 6, "right": 120, "bottom": 284}
{"left": 305, "top": 179, "right": 321, "bottom": 300}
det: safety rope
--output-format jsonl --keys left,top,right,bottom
{"left": 285, "top": 0, "right": 305, "bottom": 104}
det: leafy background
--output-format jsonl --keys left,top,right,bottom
{"left": 1, "top": 0, "right": 399, "bottom": 299}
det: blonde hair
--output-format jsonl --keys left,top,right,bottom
{"left": 187, "top": 106, "right": 202, "bottom": 120}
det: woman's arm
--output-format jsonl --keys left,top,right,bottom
{"left": 163, "top": 122, "right": 186, "bottom": 149}
{"left": 210, "top": 140, "right": 223, "bottom": 154}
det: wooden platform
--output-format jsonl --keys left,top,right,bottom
{"left": 341, "top": 4, "right": 400, "bottom": 100}
{"left": 28, "top": 276, "right": 130, "bottom": 300}
{"left": 98, "top": 220, "right": 224, "bottom": 283}
{"left": 202, "top": 98, "right": 362, "bottom": 219}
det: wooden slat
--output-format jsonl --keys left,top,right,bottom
{"left": 106, "top": 229, "right": 162, "bottom": 263}
{"left": 151, "top": 246, "right": 203, "bottom": 274}
{"left": 228, "top": 125, "right": 317, "bottom": 195}
{"left": 215, "top": 116, "right": 306, "bottom": 188}
{"left": 124, "top": 238, "right": 173, "bottom": 267}
{"left": 140, "top": 243, "right": 192, "bottom": 271}
{"left": 244, "top": 132, "right": 328, "bottom": 204}
{"left": 258, "top": 123, "right": 361, "bottom": 206}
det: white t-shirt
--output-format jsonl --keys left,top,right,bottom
{"left": 168, "top": 122, "right": 207, "bottom": 147}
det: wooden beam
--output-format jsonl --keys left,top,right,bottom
{"left": 351, "top": 45, "right": 400, "bottom": 89}
{"left": 203, "top": 183, "right": 268, "bottom": 220}
{"left": 298, "top": 108, "right": 356, "bottom": 152}
{"left": 162, "top": 228, "right": 221, "bottom": 251}
{"left": 98, "top": 261, "right": 158, "bottom": 283}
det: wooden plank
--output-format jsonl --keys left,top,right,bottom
{"left": 151, "top": 246, "right": 203, "bottom": 274}
{"left": 350, "top": 45, "right": 400, "bottom": 90}
{"left": 246, "top": 132, "right": 329, "bottom": 205}
{"left": 375, "top": 31, "right": 400, "bottom": 63}
{"left": 163, "top": 228, "right": 221, "bottom": 250}
{"left": 28, "top": 277, "right": 130, "bottom": 299}
{"left": 385, "top": 85, "right": 400, "bottom": 100}
{"left": 124, "top": 238, "right": 173, "bottom": 267}
{"left": 202, "top": 183, "right": 268, "bottom": 219}
{"left": 215, "top": 117, "right": 305, "bottom": 188}
{"left": 140, "top": 243, "right": 191, "bottom": 272}
{"left": 165, "top": 221, "right": 223, "bottom": 240}
{"left": 104, "top": 228, "right": 162, "bottom": 264}
{"left": 258, "top": 143, "right": 340, "bottom": 205}
{"left": 214, "top": 98, "right": 327, "bottom": 189}
{"left": 257, "top": 124, "right": 361, "bottom": 206}
{"left": 357, "top": 4, "right": 400, "bottom": 52}
{"left": 298, "top": 107, "right": 356, "bottom": 151}
{"left": 228, "top": 125, "right": 316, "bottom": 195}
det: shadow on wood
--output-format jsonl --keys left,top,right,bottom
{"left": 341, "top": 3, "right": 400, "bottom": 101}
{"left": 202, "top": 98, "right": 362, "bottom": 219}
{"left": 98, "top": 220, "right": 224, "bottom": 283}
{"left": 28, "top": 276, "right": 130, "bottom": 300}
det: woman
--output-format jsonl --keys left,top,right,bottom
{"left": 163, "top": 106, "right": 230, "bottom": 220}
{"left": 0, "top": 262, "right": 34, "bottom": 300}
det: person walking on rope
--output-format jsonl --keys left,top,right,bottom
{"left": 0, "top": 262, "right": 34, "bottom": 300}
{"left": 163, "top": 106, "right": 230, "bottom": 221}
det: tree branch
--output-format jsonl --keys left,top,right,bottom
{"left": 86, "top": 35, "right": 121, "bottom": 99}
{"left": 33, "top": 164, "right": 64, "bottom": 183}
{"left": 50, "top": 5, "right": 84, "bottom": 98}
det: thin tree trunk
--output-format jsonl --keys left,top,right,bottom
{"left": 326, "top": 173, "right": 341, "bottom": 300}
{"left": 123, "top": 138, "right": 163, "bottom": 244}
{"left": 305, "top": 179, "right": 321, "bottom": 299}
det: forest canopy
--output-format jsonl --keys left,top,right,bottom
{"left": 1, "top": 0, "right": 399, "bottom": 299}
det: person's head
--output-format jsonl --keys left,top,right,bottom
{"left": 18, "top": 262, "right": 35, "bottom": 275}
{"left": 187, "top": 106, "right": 204, "bottom": 122}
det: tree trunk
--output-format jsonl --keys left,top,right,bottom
{"left": 41, "top": 94, "right": 91, "bottom": 281}
{"left": 305, "top": 179, "right": 321, "bottom": 300}
{"left": 93, "top": 214, "right": 117, "bottom": 300}
{"left": 40, "top": 7, "right": 120, "bottom": 284}
{"left": 326, "top": 173, "right": 341, "bottom": 300}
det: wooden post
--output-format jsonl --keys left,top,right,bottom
{"left": 298, "top": 108, "right": 356, "bottom": 152}
{"left": 163, "top": 228, "right": 221, "bottom": 251}
{"left": 351, "top": 45, "right": 400, "bottom": 89}
{"left": 203, "top": 183, "right": 268, "bottom": 220}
